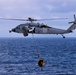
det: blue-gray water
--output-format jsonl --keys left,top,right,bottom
{"left": 0, "top": 37, "right": 76, "bottom": 75}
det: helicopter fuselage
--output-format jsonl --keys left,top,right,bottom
{"left": 9, "top": 22, "right": 72, "bottom": 38}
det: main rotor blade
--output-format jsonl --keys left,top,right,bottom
{"left": 0, "top": 17, "right": 68, "bottom": 21}
{"left": 36, "top": 18, "right": 68, "bottom": 21}
{"left": 0, "top": 18, "right": 27, "bottom": 21}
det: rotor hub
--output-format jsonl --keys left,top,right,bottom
{"left": 27, "top": 17, "right": 37, "bottom": 22}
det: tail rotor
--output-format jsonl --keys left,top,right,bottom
{"left": 69, "top": 14, "right": 76, "bottom": 24}
{"left": 67, "top": 14, "right": 76, "bottom": 31}
{"left": 74, "top": 14, "right": 76, "bottom": 21}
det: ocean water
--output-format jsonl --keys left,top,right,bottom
{"left": 0, "top": 37, "right": 76, "bottom": 75}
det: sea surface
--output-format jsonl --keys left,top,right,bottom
{"left": 0, "top": 37, "right": 76, "bottom": 75}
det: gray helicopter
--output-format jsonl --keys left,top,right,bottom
{"left": 0, "top": 15, "right": 76, "bottom": 38}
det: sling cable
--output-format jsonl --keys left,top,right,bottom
{"left": 32, "top": 34, "right": 46, "bottom": 70}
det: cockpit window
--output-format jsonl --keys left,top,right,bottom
{"left": 16, "top": 26, "right": 20, "bottom": 29}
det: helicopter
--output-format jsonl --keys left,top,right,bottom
{"left": 0, "top": 15, "right": 76, "bottom": 38}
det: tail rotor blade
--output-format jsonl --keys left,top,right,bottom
{"left": 69, "top": 14, "right": 76, "bottom": 24}
{"left": 69, "top": 21, "right": 74, "bottom": 24}
{"left": 74, "top": 14, "right": 76, "bottom": 21}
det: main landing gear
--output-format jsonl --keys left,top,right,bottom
{"left": 61, "top": 34, "right": 65, "bottom": 39}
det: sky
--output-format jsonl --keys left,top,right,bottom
{"left": 0, "top": 0, "right": 76, "bottom": 38}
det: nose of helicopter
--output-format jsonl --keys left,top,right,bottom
{"left": 9, "top": 28, "right": 16, "bottom": 33}
{"left": 12, "top": 28, "right": 16, "bottom": 32}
